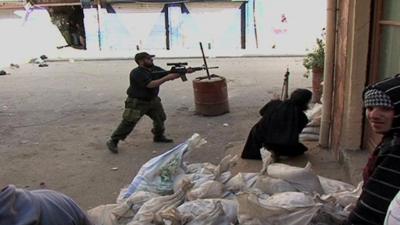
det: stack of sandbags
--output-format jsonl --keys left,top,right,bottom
{"left": 300, "top": 103, "right": 322, "bottom": 142}
{"left": 88, "top": 136, "right": 361, "bottom": 225}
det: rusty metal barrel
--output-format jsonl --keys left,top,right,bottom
{"left": 192, "top": 74, "right": 230, "bottom": 116}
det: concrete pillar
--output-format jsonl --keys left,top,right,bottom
{"left": 83, "top": 8, "right": 100, "bottom": 51}
{"left": 341, "top": 0, "right": 371, "bottom": 150}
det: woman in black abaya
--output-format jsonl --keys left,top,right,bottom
{"left": 241, "top": 89, "right": 312, "bottom": 160}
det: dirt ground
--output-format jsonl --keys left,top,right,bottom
{"left": 0, "top": 57, "right": 349, "bottom": 209}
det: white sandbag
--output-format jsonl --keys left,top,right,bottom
{"left": 173, "top": 173, "right": 215, "bottom": 193}
{"left": 174, "top": 155, "right": 237, "bottom": 193}
{"left": 260, "top": 148, "right": 273, "bottom": 175}
{"left": 308, "top": 118, "right": 321, "bottom": 127}
{"left": 300, "top": 126, "right": 320, "bottom": 142}
{"left": 124, "top": 134, "right": 206, "bottom": 198}
{"left": 155, "top": 208, "right": 185, "bottom": 225}
{"left": 224, "top": 173, "right": 258, "bottom": 193}
{"left": 88, "top": 192, "right": 162, "bottom": 225}
{"left": 305, "top": 103, "right": 322, "bottom": 120}
{"left": 320, "top": 181, "right": 363, "bottom": 208}
{"left": 299, "top": 133, "right": 319, "bottom": 142}
{"left": 268, "top": 162, "right": 324, "bottom": 194}
{"left": 318, "top": 176, "right": 355, "bottom": 194}
{"left": 186, "top": 201, "right": 231, "bottom": 225}
{"left": 129, "top": 180, "right": 194, "bottom": 225}
{"left": 183, "top": 155, "right": 237, "bottom": 180}
{"left": 185, "top": 162, "right": 217, "bottom": 174}
{"left": 259, "top": 148, "right": 323, "bottom": 194}
{"left": 177, "top": 199, "right": 238, "bottom": 224}
{"left": 116, "top": 187, "right": 129, "bottom": 204}
{"left": 87, "top": 204, "right": 120, "bottom": 225}
{"left": 212, "top": 155, "right": 238, "bottom": 179}
{"left": 186, "top": 180, "right": 224, "bottom": 201}
{"left": 254, "top": 176, "right": 297, "bottom": 194}
{"left": 112, "top": 191, "right": 160, "bottom": 221}
{"left": 237, "top": 192, "right": 321, "bottom": 225}
{"left": 309, "top": 203, "right": 348, "bottom": 225}
{"left": 266, "top": 192, "right": 316, "bottom": 208}
{"left": 301, "top": 104, "right": 322, "bottom": 142}
{"left": 217, "top": 171, "right": 233, "bottom": 184}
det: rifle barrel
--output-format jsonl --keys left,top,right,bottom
{"left": 199, "top": 42, "right": 211, "bottom": 80}
{"left": 191, "top": 66, "right": 219, "bottom": 70}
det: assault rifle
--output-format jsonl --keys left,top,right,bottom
{"left": 152, "top": 62, "right": 219, "bottom": 82}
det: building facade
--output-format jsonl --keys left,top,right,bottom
{"left": 324, "top": 0, "right": 400, "bottom": 161}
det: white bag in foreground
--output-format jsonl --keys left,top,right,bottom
{"left": 186, "top": 180, "right": 224, "bottom": 201}
{"left": 129, "top": 180, "right": 194, "bottom": 225}
{"left": 255, "top": 149, "right": 297, "bottom": 194}
{"left": 87, "top": 204, "right": 119, "bottom": 225}
{"left": 318, "top": 176, "right": 355, "bottom": 194}
{"left": 268, "top": 162, "right": 324, "bottom": 194}
{"left": 225, "top": 172, "right": 258, "bottom": 193}
{"left": 124, "top": 134, "right": 206, "bottom": 198}
{"left": 177, "top": 199, "right": 238, "bottom": 225}
{"left": 237, "top": 192, "right": 321, "bottom": 225}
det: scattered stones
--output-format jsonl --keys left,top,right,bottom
{"left": 20, "top": 140, "right": 30, "bottom": 144}
{"left": 39, "top": 182, "right": 47, "bottom": 188}
{"left": 10, "top": 63, "right": 20, "bottom": 69}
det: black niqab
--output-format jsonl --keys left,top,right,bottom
{"left": 241, "top": 89, "right": 311, "bottom": 159}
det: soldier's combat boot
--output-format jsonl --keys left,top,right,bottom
{"left": 153, "top": 135, "right": 173, "bottom": 143}
{"left": 106, "top": 139, "right": 119, "bottom": 153}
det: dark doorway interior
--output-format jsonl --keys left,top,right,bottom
{"left": 48, "top": 5, "right": 86, "bottom": 49}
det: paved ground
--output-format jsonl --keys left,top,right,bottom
{"left": 0, "top": 57, "right": 350, "bottom": 209}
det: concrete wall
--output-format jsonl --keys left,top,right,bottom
{"left": 245, "top": 0, "right": 326, "bottom": 55}
{"left": 331, "top": 0, "right": 372, "bottom": 155}
{"left": 0, "top": 8, "right": 66, "bottom": 68}
{"left": 0, "top": 1, "right": 327, "bottom": 67}
{"left": 88, "top": 0, "right": 327, "bottom": 55}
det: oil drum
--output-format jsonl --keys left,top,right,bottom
{"left": 192, "top": 74, "right": 229, "bottom": 116}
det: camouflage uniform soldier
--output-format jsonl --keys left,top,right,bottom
{"left": 106, "top": 52, "right": 193, "bottom": 153}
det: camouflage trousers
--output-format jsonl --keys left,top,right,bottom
{"left": 111, "top": 97, "right": 167, "bottom": 141}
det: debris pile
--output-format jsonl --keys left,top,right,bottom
{"left": 88, "top": 134, "right": 361, "bottom": 225}
{"left": 29, "top": 55, "right": 49, "bottom": 67}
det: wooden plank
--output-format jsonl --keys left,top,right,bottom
{"left": 379, "top": 20, "right": 400, "bottom": 27}
{"left": 332, "top": 0, "right": 351, "bottom": 157}
{"left": 34, "top": 2, "right": 80, "bottom": 6}
{"left": 32, "top": 0, "right": 80, "bottom": 5}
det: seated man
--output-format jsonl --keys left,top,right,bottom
{"left": 241, "top": 89, "right": 312, "bottom": 160}
{"left": 345, "top": 75, "right": 400, "bottom": 225}
{"left": 0, "top": 185, "right": 92, "bottom": 225}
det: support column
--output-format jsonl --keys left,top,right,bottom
{"left": 341, "top": 0, "right": 371, "bottom": 150}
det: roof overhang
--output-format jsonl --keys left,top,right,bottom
{"left": 105, "top": 0, "right": 247, "bottom": 3}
